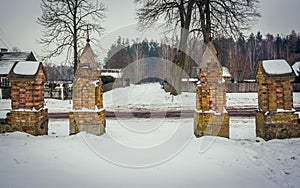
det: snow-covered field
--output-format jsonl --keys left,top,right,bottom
{"left": 0, "top": 118, "right": 299, "bottom": 188}
{"left": 1, "top": 83, "right": 300, "bottom": 187}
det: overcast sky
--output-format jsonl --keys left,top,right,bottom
{"left": 0, "top": 0, "right": 300, "bottom": 63}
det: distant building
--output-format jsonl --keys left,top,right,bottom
{"left": 222, "top": 66, "right": 232, "bottom": 82}
{"left": 292, "top": 61, "right": 300, "bottom": 82}
{"left": 0, "top": 48, "right": 37, "bottom": 98}
{"left": 101, "top": 69, "right": 122, "bottom": 78}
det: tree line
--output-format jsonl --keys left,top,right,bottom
{"left": 215, "top": 30, "right": 300, "bottom": 82}
{"left": 105, "top": 30, "right": 300, "bottom": 82}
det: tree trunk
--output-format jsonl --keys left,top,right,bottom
{"left": 171, "top": 28, "right": 189, "bottom": 95}
{"left": 73, "top": 1, "right": 78, "bottom": 75}
{"left": 198, "top": 1, "right": 210, "bottom": 44}
{"left": 170, "top": 0, "right": 195, "bottom": 95}
{"left": 204, "top": 0, "right": 211, "bottom": 43}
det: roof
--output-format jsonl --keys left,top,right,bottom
{"left": 200, "top": 42, "right": 221, "bottom": 69}
{"left": 0, "top": 61, "right": 15, "bottom": 75}
{"left": 101, "top": 72, "right": 122, "bottom": 78}
{"left": 0, "top": 51, "right": 37, "bottom": 76}
{"left": 262, "top": 60, "right": 293, "bottom": 76}
{"left": 222, "top": 66, "right": 232, "bottom": 78}
{"left": 101, "top": 69, "right": 122, "bottom": 78}
{"left": 14, "top": 61, "right": 40, "bottom": 75}
{"left": 77, "top": 42, "right": 98, "bottom": 69}
{"left": 292, "top": 61, "right": 300, "bottom": 76}
{"left": 8, "top": 61, "right": 46, "bottom": 80}
{"left": 0, "top": 51, "right": 36, "bottom": 61}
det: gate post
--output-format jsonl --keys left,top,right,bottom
{"left": 69, "top": 41, "right": 106, "bottom": 136}
{"left": 256, "top": 60, "right": 300, "bottom": 140}
{"left": 194, "top": 43, "right": 229, "bottom": 138}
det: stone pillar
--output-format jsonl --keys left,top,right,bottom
{"left": 256, "top": 60, "right": 300, "bottom": 140}
{"left": 69, "top": 42, "right": 106, "bottom": 136}
{"left": 194, "top": 43, "right": 229, "bottom": 138}
{"left": 7, "top": 62, "right": 48, "bottom": 136}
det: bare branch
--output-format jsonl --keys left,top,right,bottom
{"left": 37, "top": 0, "right": 106, "bottom": 73}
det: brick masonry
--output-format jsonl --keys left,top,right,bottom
{"left": 1, "top": 63, "right": 48, "bottom": 136}
{"left": 69, "top": 42, "right": 106, "bottom": 135}
{"left": 4, "top": 109, "right": 48, "bottom": 135}
{"left": 256, "top": 60, "right": 300, "bottom": 140}
{"left": 194, "top": 43, "right": 229, "bottom": 138}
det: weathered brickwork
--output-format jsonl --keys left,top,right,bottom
{"left": 69, "top": 110, "right": 106, "bottom": 135}
{"left": 11, "top": 69, "right": 45, "bottom": 110}
{"left": 4, "top": 109, "right": 48, "bottom": 135}
{"left": 194, "top": 112, "right": 229, "bottom": 138}
{"left": 256, "top": 111, "right": 299, "bottom": 140}
{"left": 69, "top": 42, "right": 106, "bottom": 135}
{"left": 194, "top": 43, "right": 229, "bottom": 138}
{"left": 256, "top": 60, "right": 300, "bottom": 140}
{"left": 1, "top": 62, "right": 48, "bottom": 136}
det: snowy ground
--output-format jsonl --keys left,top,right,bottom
{"left": 1, "top": 83, "right": 300, "bottom": 187}
{"left": 0, "top": 118, "right": 300, "bottom": 188}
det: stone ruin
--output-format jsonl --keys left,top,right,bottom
{"left": 194, "top": 43, "right": 229, "bottom": 138}
{"left": 256, "top": 59, "right": 300, "bottom": 140}
{"left": 3, "top": 61, "right": 48, "bottom": 135}
{"left": 69, "top": 41, "right": 106, "bottom": 135}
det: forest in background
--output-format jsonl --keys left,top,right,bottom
{"left": 44, "top": 30, "right": 300, "bottom": 83}
{"left": 105, "top": 30, "right": 300, "bottom": 82}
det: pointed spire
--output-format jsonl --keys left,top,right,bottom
{"left": 87, "top": 25, "right": 90, "bottom": 43}
{"left": 77, "top": 42, "right": 98, "bottom": 70}
{"left": 200, "top": 42, "right": 221, "bottom": 69}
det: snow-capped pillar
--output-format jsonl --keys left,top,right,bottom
{"left": 256, "top": 60, "right": 300, "bottom": 140}
{"left": 6, "top": 61, "right": 48, "bottom": 136}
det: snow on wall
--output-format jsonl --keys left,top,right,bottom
{"left": 262, "top": 59, "right": 292, "bottom": 75}
{"left": 13, "top": 61, "right": 39, "bottom": 75}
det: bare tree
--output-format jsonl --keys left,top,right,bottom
{"left": 136, "top": 0, "right": 196, "bottom": 95}
{"left": 136, "top": 0, "right": 260, "bottom": 94}
{"left": 37, "top": 0, "right": 106, "bottom": 74}
{"left": 191, "top": 0, "right": 260, "bottom": 43}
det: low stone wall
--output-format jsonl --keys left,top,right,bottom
{"left": 178, "top": 82, "right": 258, "bottom": 93}
{"left": 1, "top": 109, "right": 48, "bottom": 135}
{"left": 226, "top": 83, "right": 258, "bottom": 93}
{"left": 181, "top": 83, "right": 300, "bottom": 93}
{"left": 44, "top": 87, "right": 72, "bottom": 99}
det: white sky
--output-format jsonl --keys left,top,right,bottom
{"left": 0, "top": 0, "right": 300, "bottom": 64}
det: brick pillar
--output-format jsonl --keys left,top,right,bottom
{"left": 69, "top": 42, "right": 106, "bottom": 136}
{"left": 194, "top": 43, "right": 229, "bottom": 138}
{"left": 256, "top": 60, "right": 300, "bottom": 140}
